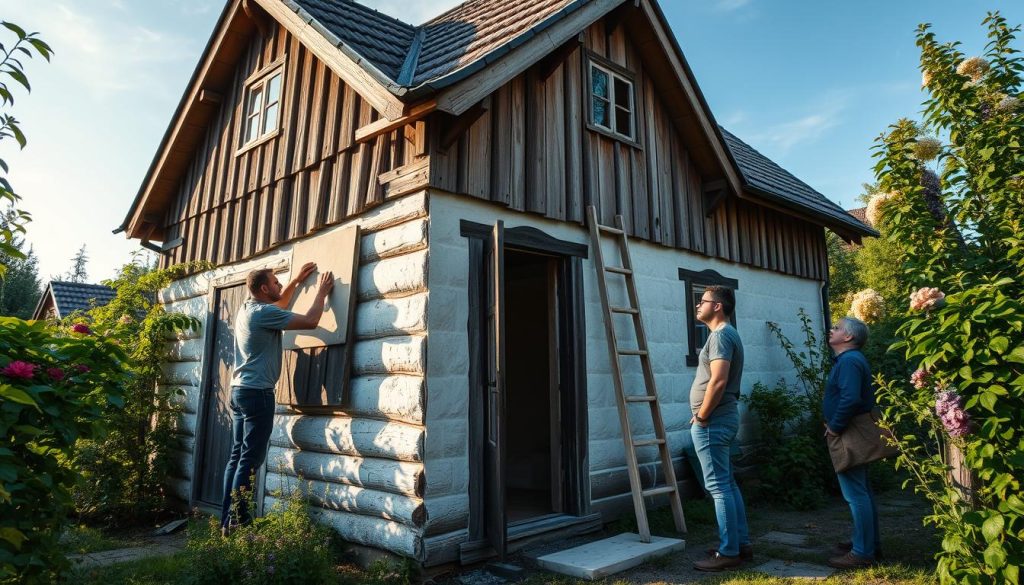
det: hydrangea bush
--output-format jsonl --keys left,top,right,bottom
{"left": 872, "top": 13, "right": 1024, "bottom": 585}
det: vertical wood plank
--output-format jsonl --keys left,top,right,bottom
{"left": 564, "top": 49, "right": 584, "bottom": 223}
{"left": 544, "top": 66, "right": 566, "bottom": 221}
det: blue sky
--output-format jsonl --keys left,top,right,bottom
{"left": 2, "top": 0, "right": 1022, "bottom": 282}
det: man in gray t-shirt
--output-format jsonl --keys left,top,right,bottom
{"left": 220, "top": 262, "right": 334, "bottom": 534}
{"left": 689, "top": 285, "right": 751, "bottom": 572}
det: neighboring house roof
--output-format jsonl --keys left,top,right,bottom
{"left": 32, "top": 281, "right": 116, "bottom": 320}
{"left": 719, "top": 128, "right": 877, "bottom": 239}
{"left": 847, "top": 207, "right": 867, "bottom": 224}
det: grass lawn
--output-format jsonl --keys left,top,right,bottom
{"left": 59, "top": 525, "right": 135, "bottom": 555}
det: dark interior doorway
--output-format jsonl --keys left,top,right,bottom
{"left": 504, "top": 250, "right": 561, "bottom": 523}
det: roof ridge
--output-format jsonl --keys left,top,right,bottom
{"left": 350, "top": 0, "right": 417, "bottom": 33}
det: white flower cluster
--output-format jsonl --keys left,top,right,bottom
{"left": 850, "top": 288, "right": 885, "bottom": 324}
{"left": 996, "top": 95, "right": 1020, "bottom": 113}
{"left": 955, "top": 56, "right": 989, "bottom": 81}
{"left": 912, "top": 137, "right": 943, "bottom": 161}
{"left": 865, "top": 191, "right": 896, "bottom": 227}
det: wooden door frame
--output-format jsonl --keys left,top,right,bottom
{"left": 460, "top": 220, "right": 590, "bottom": 560}
{"left": 189, "top": 257, "right": 289, "bottom": 514}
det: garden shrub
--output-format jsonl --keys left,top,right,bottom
{"left": 743, "top": 380, "right": 826, "bottom": 510}
{"left": 0, "top": 318, "right": 128, "bottom": 583}
{"left": 69, "top": 260, "right": 203, "bottom": 525}
{"left": 871, "top": 13, "right": 1024, "bottom": 584}
{"left": 184, "top": 494, "right": 338, "bottom": 585}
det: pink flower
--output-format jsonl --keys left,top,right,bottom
{"left": 935, "top": 387, "right": 971, "bottom": 437}
{"left": 75, "top": 364, "right": 91, "bottom": 374}
{"left": 1, "top": 361, "right": 37, "bottom": 380}
{"left": 910, "top": 368, "right": 931, "bottom": 390}
{"left": 72, "top": 323, "right": 92, "bottom": 335}
{"left": 46, "top": 367, "right": 65, "bottom": 381}
{"left": 910, "top": 287, "right": 946, "bottom": 312}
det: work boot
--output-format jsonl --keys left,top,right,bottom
{"left": 827, "top": 551, "right": 874, "bottom": 570}
{"left": 694, "top": 551, "right": 743, "bottom": 572}
{"left": 704, "top": 543, "right": 753, "bottom": 561}
{"left": 832, "top": 541, "right": 883, "bottom": 560}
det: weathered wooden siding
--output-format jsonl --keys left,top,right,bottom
{"left": 160, "top": 22, "right": 423, "bottom": 269}
{"left": 428, "top": 17, "right": 827, "bottom": 281}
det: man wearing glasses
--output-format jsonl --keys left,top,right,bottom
{"left": 689, "top": 286, "right": 751, "bottom": 571}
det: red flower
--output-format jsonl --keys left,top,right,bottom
{"left": 75, "top": 364, "right": 91, "bottom": 373}
{"left": 47, "top": 367, "right": 65, "bottom": 381}
{"left": 72, "top": 323, "right": 92, "bottom": 335}
{"left": 2, "top": 361, "right": 37, "bottom": 380}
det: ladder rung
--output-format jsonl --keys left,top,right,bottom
{"left": 633, "top": 438, "right": 666, "bottom": 447}
{"left": 598, "top": 224, "right": 624, "bottom": 235}
{"left": 605, "top": 266, "right": 633, "bottom": 275}
{"left": 610, "top": 306, "right": 639, "bottom": 314}
{"left": 617, "top": 349, "right": 648, "bottom": 356}
{"left": 625, "top": 395, "right": 657, "bottom": 403}
{"left": 642, "top": 486, "right": 677, "bottom": 498}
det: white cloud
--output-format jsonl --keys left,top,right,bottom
{"left": 4, "top": 1, "right": 200, "bottom": 99}
{"left": 358, "top": 0, "right": 463, "bottom": 25}
{"left": 713, "top": 0, "right": 751, "bottom": 12}
{"left": 744, "top": 97, "right": 847, "bottom": 154}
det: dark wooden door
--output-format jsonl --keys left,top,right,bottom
{"left": 485, "top": 221, "right": 507, "bottom": 559}
{"left": 195, "top": 283, "right": 248, "bottom": 506}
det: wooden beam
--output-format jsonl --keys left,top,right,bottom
{"left": 537, "top": 34, "right": 583, "bottom": 82}
{"left": 198, "top": 89, "right": 223, "bottom": 105}
{"left": 355, "top": 100, "right": 436, "bottom": 144}
{"left": 242, "top": 0, "right": 272, "bottom": 37}
{"left": 439, "top": 103, "right": 488, "bottom": 152}
{"left": 703, "top": 179, "right": 727, "bottom": 217}
{"left": 254, "top": 0, "right": 406, "bottom": 121}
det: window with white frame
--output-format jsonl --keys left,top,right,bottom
{"left": 589, "top": 61, "right": 635, "bottom": 141}
{"left": 242, "top": 66, "right": 284, "bottom": 146}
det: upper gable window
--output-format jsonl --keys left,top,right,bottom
{"left": 242, "top": 64, "right": 284, "bottom": 146}
{"left": 589, "top": 61, "right": 635, "bottom": 141}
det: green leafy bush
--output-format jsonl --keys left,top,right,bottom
{"left": 0, "top": 318, "right": 128, "bottom": 583}
{"left": 871, "top": 12, "right": 1024, "bottom": 584}
{"left": 184, "top": 495, "right": 338, "bottom": 585}
{"left": 69, "top": 261, "right": 204, "bottom": 525}
{"left": 743, "top": 380, "right": 827, "bottom": 510}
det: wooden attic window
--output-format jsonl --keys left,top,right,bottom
{"left": 238, "top": 60, "right": 284, "bottom": 153}
{"left": 587, "top": 56, "right": 636, "bottom": 144}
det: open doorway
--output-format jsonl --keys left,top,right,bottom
{"left": 504, "top": 249, "right": 561, "bottom": 523}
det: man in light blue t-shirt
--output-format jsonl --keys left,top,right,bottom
{"left": 220, "top": 262, "right": 333, "bottom": 534}
{"left": 689, "top": 285, "right": 751, "bottom": 572}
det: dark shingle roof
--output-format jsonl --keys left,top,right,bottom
{"left": 288, "top": 0, "right": 417, "bottom": 81}
{"left": 720, "top": 128, "right": 875, "bottom": 237}
{"left": 286, "top": 0, "right": 581, "bottom": 90}
{"left": 48, "top": 281, "right": 116, "bottom": 317}
{"left": 413, "top": 0, "right": 577, "bottom": 86}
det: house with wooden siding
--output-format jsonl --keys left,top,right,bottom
{"left": 119, "top": 0, "right": 873, "bottom": 565}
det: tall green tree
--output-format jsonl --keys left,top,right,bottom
{"left": 65, "top": 244, "right": 88, "bottom": 283}
{"left": 0, "top": 21, "right": 51, "bottom": 276}
{"left": 873, "top": 13, "right": 1023, "bottom": 584}
{"left": 0, "top": 208, "right": 40, "bottom": 318}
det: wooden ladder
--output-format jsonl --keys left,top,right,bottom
{"left": 586, "top": 205, "right": 686, "bottom": 542}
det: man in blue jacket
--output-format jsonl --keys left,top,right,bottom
{"left": 824, "top": 317, "right": 881, "bottom": 569}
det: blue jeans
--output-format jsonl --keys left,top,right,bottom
{"left": 690, "top": 408, "right": 750, "bottom": 556}
{"left": 220, "top": 387, "right": 275, "bottom": 529}
{"left": 836, "top": 464, "right": 880, "bottom": 559}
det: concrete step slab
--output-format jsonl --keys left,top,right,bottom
{"left": 750, "top": 559, "right": 833, "bottom": 580}
{"left": 759, "top": 531, "right": 810, "bottom": 547}
{"left": 535, "top": 533, "right": 685, "bottom": 580}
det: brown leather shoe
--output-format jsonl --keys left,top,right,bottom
{"left": 704, "top": 543, "right": 753, "bottom": 561}
{"left": 832, "top": 541, "right": 884, "bottom": 561}
{"left": 827, "top": 551, "right": 874, "bottom": 569}
{"left": 694, "top": 551, "right": 744, "bottom": 572}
